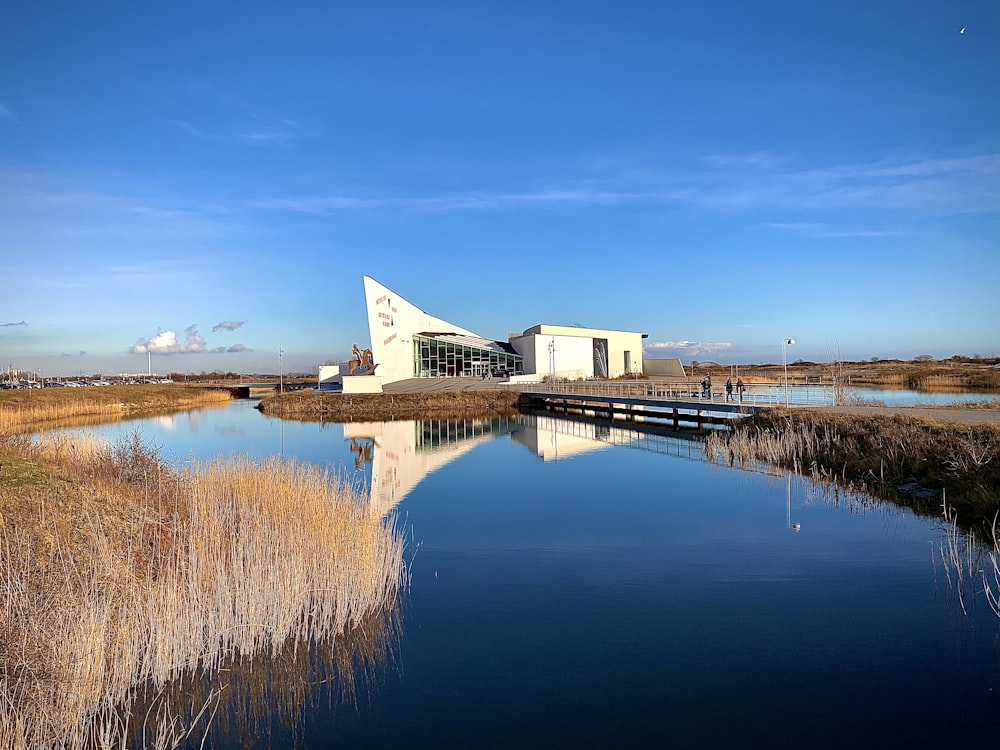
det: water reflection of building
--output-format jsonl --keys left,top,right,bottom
{"left": 350, "top": 414, "right": 709, "bottom": 515}
{"left": 513, "top": 414, "right": 707, "bottom": 463}
{"left": 510, "top": 414, "right": 611, "bottom": 461}
{"left": 344, "top": 416, "right": 521, "bottom": 517}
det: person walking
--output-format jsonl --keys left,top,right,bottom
{"left": 725, "top": 377, "right": 734, "bottom": 401}
{"left": 736, "top": 377, "right": 745, "bottom": 402}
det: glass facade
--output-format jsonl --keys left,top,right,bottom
{"left": 415, "top": 416, "right": 521, "bottom": 450}
{"left": 413, "top": 335, "right": 524, "bottom": 378}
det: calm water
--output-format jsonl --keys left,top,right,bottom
{"left": 847, "top": 386, "right": 1000, "bottom": 406}
{"left": 57, "top": 400, "right": 1000, "bottom": 748}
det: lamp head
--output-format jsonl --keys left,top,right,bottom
{"left": 785, "top": 338, "right": 796, "bottom": 345}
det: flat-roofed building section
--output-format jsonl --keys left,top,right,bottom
{"left": 509, "top": 324, "right": 646, "bottom": 380}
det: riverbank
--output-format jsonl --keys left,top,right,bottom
{"left": 257, "top": 388, "right": 524, "bottom": 420}
{"left": 707, "top": 407, "right": 1000, "bottom": 527}
{"left": 0, "top": 384, "right": 232, "bottom": 434}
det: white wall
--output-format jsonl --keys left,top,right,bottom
{"left": 363, "top": 276, "right": 479, "bottom": 384}
{"left": 342, "top": 375, "right": 384, "bottom": 394}
{"left": 535, "top": 334, "right": 593, "bottom": 379}
{"left": 318, "top": 364, "right": 345, "bottom": 384}
{"left": 511, "top": 326, "right": 645, "bottom": 379}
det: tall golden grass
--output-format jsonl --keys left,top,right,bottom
{"left": 0, "top": 431, "right": 407, "bottom": 748}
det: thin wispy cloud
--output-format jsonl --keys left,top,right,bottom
{"left": 212, "top": 321, "right": 245, "bottom": 332}
{"left": 257, "top": 189, "right": 665, "bottom": 215}
{"left": 257, "top": 151, "right": 1000, "bottom": 218}
{"left": 765, "top": 222, "right": 904, "bottom": 238}
{"left": 0, "top": 103, "right": 14, "bottom": 121}
{"left": 240, "top": 118, "right": 306, "bottom": 147}
{"left": 182, "top": 82, "right": 314, "bottom": 147}
{"left": 165, "top": 119, "right": 209, "bottom": 139}
{"left": 702, "top": 151, "right": 786, "bottom": 169}
{"left": 0, "top": 167, "right": 242, "bottom": 244}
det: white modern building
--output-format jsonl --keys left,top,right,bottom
{"left": 354, "top": 276, "right": 649, "bottom": 386}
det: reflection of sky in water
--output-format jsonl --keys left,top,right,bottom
{"left": 48, "top": 398, "right": 1000, "bottom": 747}
{"left": 52, "top": 400, "right": 370, "bottom": 487}
{"left": 847, "top": 387, "right": 999, "bottom": 406}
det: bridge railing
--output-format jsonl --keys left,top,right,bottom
{"left": 512, "top": 379, "right": 834, "bottom": 406}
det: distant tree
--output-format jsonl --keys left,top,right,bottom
{"left": 913, "top": 355, "right": 933, "bottom": 362}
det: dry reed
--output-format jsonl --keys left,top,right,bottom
{"left": 0, "top": 432, "right": 407, "bottom": 748}
{"left": 259, "top": 389, "right": 524, "bottom": 421}
{"left": 0, "top": 385, "right": 232, "bottom": 435}
{"left": 705, "top": 408, "right": 1000, "bottom": 524}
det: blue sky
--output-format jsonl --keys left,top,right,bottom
{"left": 1, "top": 1, "right": 997, "bottom": 377}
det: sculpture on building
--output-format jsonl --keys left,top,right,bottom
{"left": 348, "top": 344, "right": 379, "bottom": 375}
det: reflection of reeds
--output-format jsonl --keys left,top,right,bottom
{"left": 0, "top": 434, "right": 407, "bottom": 748}
{"left": 937, "top": 500, "right": 1000, "bottom": 620}
{"left": 706, "top": 409, "right": 1000, "bottom": 523}
{"left": 126, "top": 603, "right": 404, "bottom": 748}
{"left": 0, "top": 385, "right": 232, "bottom": 435}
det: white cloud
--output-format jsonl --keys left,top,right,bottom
{"left": 0, "top": 103, "right": 14, "bottom": 121}
{"left": 645, "top": 341, "right": 733, "bottom": 357}
{"left": 129, "top": 325, "right": 206, "bottom": 355}
{"left": 647, "top": 340, "right": 701, "bottom": 349}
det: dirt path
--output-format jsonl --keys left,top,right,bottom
{"left": 806, "top": 405, "right": 1000, "bottom": 426}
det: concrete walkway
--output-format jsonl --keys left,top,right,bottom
{"left": 383, "top": 377, "right": 512, "bottom": 394}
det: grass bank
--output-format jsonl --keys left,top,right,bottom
{"left": 0, "top": 390, "right": 407, "bottom": 747}
{"left": 258, "top": 389, "right": 524, "bottom": 421}
{"left": 0, "top": 385, "right": 232, "bottom": 435}
{"left": 706, "top": 408, "right": 1000, "bottom": 526}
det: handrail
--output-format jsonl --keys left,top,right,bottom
{"left": 508, "top": 379, "right": 835, "bottom": 406}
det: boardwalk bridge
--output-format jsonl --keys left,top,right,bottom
{"left": 512, "top": 380, "right": 834, "bottom": 429}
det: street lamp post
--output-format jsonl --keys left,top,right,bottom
{"left": 278, "top": 343, "right": 284, "bottom": 392}
{"left": 782, "top": 337, "right": 796, "bottom": 406}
